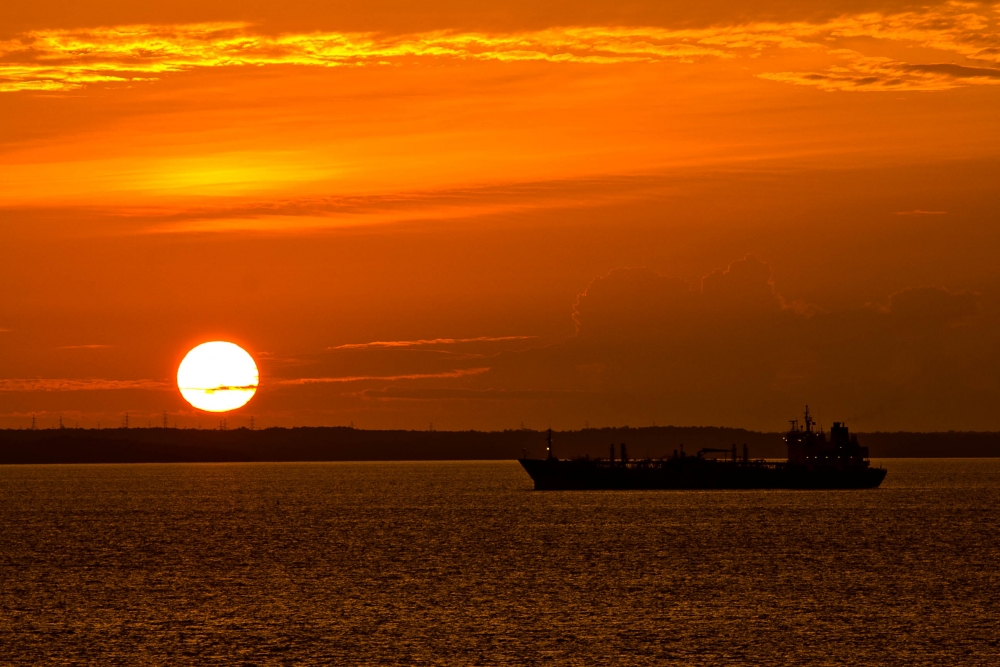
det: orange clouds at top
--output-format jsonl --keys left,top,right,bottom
{"left": 1, "top": 4, "right": 999, "bottom": 93}
{"left": 3, "top": 12, "right": 999, "bottom": 235}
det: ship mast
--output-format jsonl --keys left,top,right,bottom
{"left": 804, "top": 405, "right": 813, "bottom": 433}
{"left": 546, "top": 428, "right": 554, "bottom": 459}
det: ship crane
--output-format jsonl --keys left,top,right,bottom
{"left": 697, "top": 447, "right": 736, "bottom": 461}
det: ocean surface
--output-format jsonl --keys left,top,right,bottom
{"left": 1, "top": 459, "right": 997, "bottom": 666}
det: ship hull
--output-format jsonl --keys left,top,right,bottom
{"left": 519, "top": 458, "right": 887, "bottom": 490}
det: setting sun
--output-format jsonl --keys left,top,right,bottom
{"left": 176, "top": 342, "right": 258, "bottom": 412}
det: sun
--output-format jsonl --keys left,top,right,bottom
{"left": 177, "top": 341, "right": 258, "bottom": 412}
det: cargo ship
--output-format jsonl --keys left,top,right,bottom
{"left": 519, "top": 407, "right": 887, "bottom": 490}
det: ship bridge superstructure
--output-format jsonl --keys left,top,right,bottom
{"left": 784, "top": 406, "right": 871, "bottom": 468}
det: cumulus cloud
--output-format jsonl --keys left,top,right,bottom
{"left": 572, "top": 255, "right": 782, "bottom": 342}
{"left": 701, "top": 254, "right": 782, "bottom": 312}
{"left": 572, "top": 267, "right": 692, "bottom": 340}
{"left": 473, "top": 255, "right": 996, "bottom": 429}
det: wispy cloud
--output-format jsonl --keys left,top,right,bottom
{"left": 275, "top": 368, "right": 490, "bottom": 385}
{"left": 0, "top": 23, "right": 735, "bottom": 92}
{"left": 761, "top": 53, "right": 1000, "bottom": 92}
{"left": 0, "top": 174, "right": 667, "bottom": 235}
{"left": 894, "top": 209, "right": 948, "bottom": 216}
{"left": 1, "top": 5, "right": 998, "bottom": 93}
{"left": 71, "top": 174, "right": 671, "bottom": 235}
{"left": 178, "top": 384, "right": 257, "bottom": 392}
{"left": 361, "top": 387, "right": 587, "bottom": 401}
{"left": 57, "top": 344, "right": 114, "bottom": 349}
{"left": 0, "top": 378, "right": 169, "bottom": 391}
{"left": 330, "top": 336, "right": 536, "bottom": 350}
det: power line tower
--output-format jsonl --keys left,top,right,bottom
{"left": 122, "top": 412, "right": 129, "bottom": 429}
{"left": 249, "top": 416, "right": 255, "bottom": 431}
{"left": 163, "top": 411, "right": 168, "bottom": 429}
{"left": 59, "top": 415, "right": 64, "bottom": 429}
{"left": 31, "top": 414, "right": 36, "bottom": 430}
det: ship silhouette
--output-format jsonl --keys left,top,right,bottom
{"left": 519, "top": 407, "right": 887, "bottom": 490}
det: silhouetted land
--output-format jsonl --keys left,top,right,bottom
{"left": 2, "top": 427, "right": 1000, "bottom": 464}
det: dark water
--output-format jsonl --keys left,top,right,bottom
{"left": 1, "top": 460, "right": 998, "bottom": 666}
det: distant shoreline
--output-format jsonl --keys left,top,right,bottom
{"left": 2, "top": 426, "right": 999, "bottom": 464}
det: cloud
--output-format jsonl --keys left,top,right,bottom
{"left": 572, "top": 255, "right": 781, "bottom": 342}
{"left": 474, "top": 255, "right": 997, "bottom": 429}
{"left": 903, "top": 62, "right": 1000, "bottom": 80}
{"left": 274, "top": 367, "right": 490, "bottom": 385}
{"left": 2, "top": 5, "right": 999, "bottom": 92}
{"left": 760, "top": 55, "right": 1000, "bottom": 92}
{"left": 32, "top": 173, "right": 665, "bottom": 235}
{"left": 701, "top": 254, "right": 782, "bottom": 312}
{"left": 361, "top": 387, "right": 586, "bottom": 401}
{"left": 178, "top": 384, "right": 258, "bottom": 393}
{"left": 330, "top": 335, "right": 536, "bottom": 350}
{"left": 0, "top": 378, "right": 169, "bottom": 392}
{"left": 0, "top": 23, "right": 732, "bottom": 92}
{"left": 572, "top": 267, "right": 692, "bottom": 340}
{"left": 57, "top": 344, "right": 114, "bottom": 349}
{"left": 887, "top": 286, "right": 979, "bottom": 327}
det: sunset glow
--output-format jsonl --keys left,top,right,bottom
{"left": 2, "top": 0, "right": 999, "bottom": 431}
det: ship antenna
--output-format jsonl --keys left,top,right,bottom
{"left": 546, "top": 428, "right": 554, "bottom": 460}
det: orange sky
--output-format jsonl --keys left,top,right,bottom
{"left": 2, "top": 0, "right": 999, "bottom": 431}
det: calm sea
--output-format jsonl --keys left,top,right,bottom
{"left": 1, "top": 460, "right": 998, "bottom": 665}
